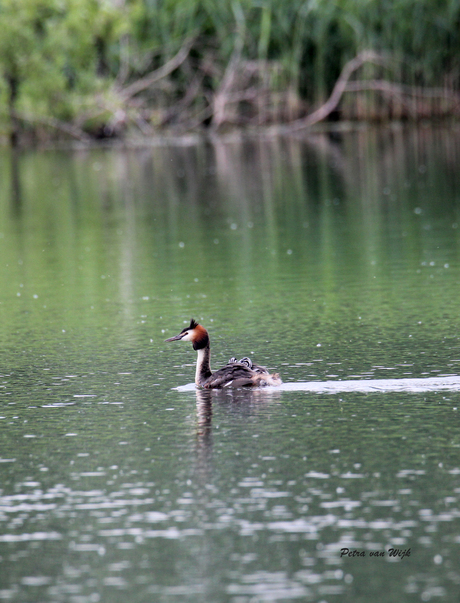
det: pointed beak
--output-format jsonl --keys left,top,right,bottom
{"left": 164, "top": 333, "right": 184, "bottom": 342}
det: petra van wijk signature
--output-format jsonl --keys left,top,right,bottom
{"left": 340, "top": 547, "right": 411, "bottom": 559}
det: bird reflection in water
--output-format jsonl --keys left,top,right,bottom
{"left": 196, "top": 389, "right": 213, "bottom": 444}
{"left": 194, "top": 389, "right": 214, "bottom": 485}
{"left": 193, "top": 386, "right": 283, "bottom": 484}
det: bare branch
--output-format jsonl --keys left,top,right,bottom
{"left": 212, "top": 35, "right": 246, "bottom": 128}
{"left": 276, "top": 50, "right": 460, "bottom": 133}
{"left": 345, "top": 79, "right": 460, "bottom": 100}
{"left": 117, "top": 37, "right": 195, "bottom": 101}
{"left": 282, "top": 51, "right": 386, "bottom": 131}
{"left": 161, "top": 72, "right": 204, "bottom": 125}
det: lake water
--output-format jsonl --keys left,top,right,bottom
{"left": 1, "top": 127, "right": 460, "bottom": 602}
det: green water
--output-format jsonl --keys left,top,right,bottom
{"left": 1, "top": 128, "right": 460, "bottom": 602}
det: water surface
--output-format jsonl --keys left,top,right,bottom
{"left": 1, "top": 128, "right": 460, "bottom": 602}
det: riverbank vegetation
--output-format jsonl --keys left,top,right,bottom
{"left": 1, "top": 0, "right": 459, "bottom": 144}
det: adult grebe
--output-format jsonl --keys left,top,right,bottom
{"left": 165, "top": 319, "right": 282, "bottom": 389}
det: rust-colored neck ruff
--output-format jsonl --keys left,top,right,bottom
{"left": 192, "top": 324, "right": 209, "bottom": 351}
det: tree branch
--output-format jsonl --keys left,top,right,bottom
{"left": 345, "top": 79, "right": 460, "bottom": 100}
{"left": 117, "top": 37, "right": 195, "bottom": 101}
{"left": 281, "top": 51, "right": 386, "bottom": 131}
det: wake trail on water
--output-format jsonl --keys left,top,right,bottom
{"left": 174, "top": 375, "right": 460, "bottom": 393}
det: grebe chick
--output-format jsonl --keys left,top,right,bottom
{"left": 165, "top": 319, "right": 282, "bottom": 389}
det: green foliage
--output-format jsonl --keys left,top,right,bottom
{"left": 0, "top": 0, "right": 125, "bottom": 135}
{"left": 0, "top": 0, "right": 459, "bottom": 141}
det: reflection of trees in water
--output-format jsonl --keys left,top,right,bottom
{"left": 5, "top": 130, "right": 460, "bottom": 351}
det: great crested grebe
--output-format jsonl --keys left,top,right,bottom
{"left": 165, "top": 319, "right": 282, "bottom": 389}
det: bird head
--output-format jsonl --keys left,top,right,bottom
{"left": 164, "top": 318, "right": 209, "bottom": 350}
